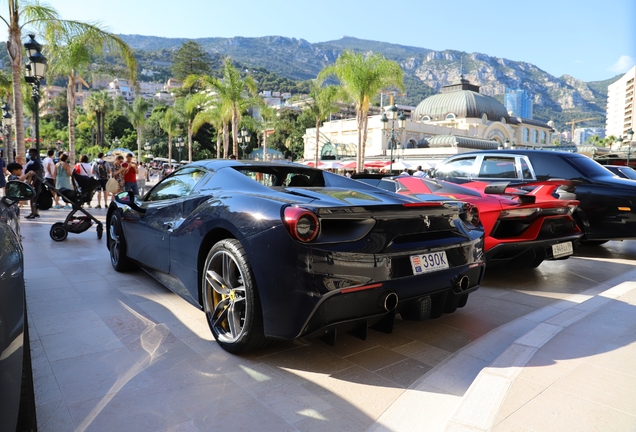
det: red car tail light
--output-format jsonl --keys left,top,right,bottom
{"left": 283, "top": 207, "right": 319, "bottom": 242}
{"left": 499, "top": 208, "right": 541, "bottom": 219}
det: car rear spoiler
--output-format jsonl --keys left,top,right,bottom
{"left": 484, "top": 179, "right": 580, "bottom": 203}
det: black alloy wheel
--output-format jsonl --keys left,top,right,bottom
{"left": 202, "top": 239, "right": 269, "bottom": 354}
{"left": 108, "top": 212, "right": 132, "bottom": 271}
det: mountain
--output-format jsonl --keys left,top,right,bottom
{"left": 119, "top": 35, "right": 620, "bottom": 131}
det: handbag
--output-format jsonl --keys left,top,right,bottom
{"left": 105, "top": 177, "right": 119, "bottom": 193}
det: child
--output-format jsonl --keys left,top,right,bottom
{"left": 6, "top": 162, "right": 34, "bottom": 208}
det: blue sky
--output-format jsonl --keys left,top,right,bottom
{"left": 46, "top": 0, "right": 635, "bottom": 82}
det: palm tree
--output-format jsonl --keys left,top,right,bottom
{"left": 83, "top": 91, "right": 112, "bottom": 150}
{"left": 1, "top": 0, "right": 133, "bottom": 162}
{"left": 209, "top": 59, "right": 258, "bottom": 157}
{"left": 318, "top": 51, "right": 404, "bottom": 172}
{"left": 129, "top": 97, "right": 150, "bottom": 161}
{"left": 158, "top": 107, "right": 181, "bottom": 168}
{"left": 307, "top": 82, "right": 341, "bottom": 166}
{"left": 44, "top": 22, "right": 136, "bottom": 163}
{"left": 174, "top": 92, "right": 207, "bottom": 163}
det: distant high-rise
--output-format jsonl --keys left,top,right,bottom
{"left": 606, "top": 65, "right": 635, "bottom": 138}
{"left": 504, "top": 88, "right": 533, "bottom": 119}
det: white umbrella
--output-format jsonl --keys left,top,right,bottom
{"left": 386, "top": 160, "right": 412, "bottom": 171}
{"left": 319, "top": 161, "right": 343, "bottom": 169}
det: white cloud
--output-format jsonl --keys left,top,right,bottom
{"left": 573, "top": 60, "right": 583, "bottom": 64}
{"left": 608, "top": 55, "right": 636, "bottom": 73}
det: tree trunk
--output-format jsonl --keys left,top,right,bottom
{"left": 356, "top": 109, "right": 364, "bottom": 173}
{"left": 137, "top": 126, "right": 142, "bottom": 163}
{"left": 96, "top": 112, "right": 102, "bottom": 147}
{"left": 223, "top": 122, "right": 230, "bottom": 159}
{"left": 7, "top": 22, "right": 25, "bottom": 163}
{"left": 168, "top": 135, "right": 173, "bottom": 168}
{"left": 314, "top": 118, "right": 321, "bottom": 166}
{"left": 67, "top": 73, "right": 77, "bottom": 164}
{"left": 361, "top": 112, "right": 369, "bottom": 172}
{"left": 232, "top": 107, "right": 238, "bottom": 157}
{"left": 187, "top": 121, "right": 193, "bottom": 162}
{"left": 216, "top": 130, "right": 221, "bottom": 159}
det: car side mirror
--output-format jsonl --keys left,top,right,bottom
{"left": 114, "top": 191, "right": 146, "bottom": 214}
{"left": 2, "top": 180, "right": 35, "bottom": 206}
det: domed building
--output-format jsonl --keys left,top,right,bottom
{"left": 303, "top": 76, "right": 555, "bottom": 164}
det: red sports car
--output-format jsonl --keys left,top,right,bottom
{"left": 355, "top": 175, "right": 583, "bottom": 269}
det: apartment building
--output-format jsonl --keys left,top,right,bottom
{"left": 606, "top": 65, "right": 635, "bottom": 138}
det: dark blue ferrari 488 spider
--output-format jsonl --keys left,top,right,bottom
{"left": 107, "top": 160, "right": 485, "bottom": 353}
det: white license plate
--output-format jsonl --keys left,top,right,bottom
{"left": 410, "top": 251, "right": 449, "bottom": 275}
{"left": 552, "top": 242, "right": 573, "bottom": 259}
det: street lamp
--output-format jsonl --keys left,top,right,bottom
{"left": 175, "top": 136, "right": 185, "bottom": 162}
{"left": 24, "top": 34, "right": 47, "bottom": 156}
{"left": 239, "top": 127, "right": 251, "bottom": 159}
{"left": 2, "top": 102, "right": 12, "bottom": 163}
{"left": 381, "top": 104, "right": 406, "bottom": 173}
{"left": 144, "top": 139, "right": 152, "bottom": 160}
{"left": 626, "top": 129, "right": 634, "bottom": 167}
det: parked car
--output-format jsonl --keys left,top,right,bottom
{"left": 430, "top": 150, "right": 636, "bottom": 245}
{"left": 353, "top": 174, "right": 582, "bottom": 268}
{"left": 107, "top": 160, "right": 485, "bottom": 353}
{"left": 0, "top": 181, "right": 37, "bottom": 432}
{"left": 604, "top": 165, "right": 636, "bottom": 180}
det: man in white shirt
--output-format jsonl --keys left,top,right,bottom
{"left": 137, "top": 163, "right": 148, "bottom": 196}
{"left": 42, "top": 149, "right": 59, "bottom": 207}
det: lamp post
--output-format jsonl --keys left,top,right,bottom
{"left": 380, "top": 104, "right": 406, "bottom": 173}
{"left": 2, "top": 103, "right": 12, "bottom": 163}
{"left": 144, "top": 139, "right": 151, "bottom": 160}
{"left": 238, "top": 126, "right": 250, "bottom": 159}
{"left": 175, "top": 136, "right": 184, "bottom": 162}
{"left": 24, "top": 34, "right": 47, "bottom": 157}
{"left": 626, "top": 129, "right": 634, "bottom": 167}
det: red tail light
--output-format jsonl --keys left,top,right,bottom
{"left": 283, "top": 207, "right": 319, "bottom": 242}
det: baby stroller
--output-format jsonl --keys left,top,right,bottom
{"left": 48, "top": 172, "right": 104, "bottom": 241}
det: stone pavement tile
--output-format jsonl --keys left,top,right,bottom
{"left": 315, "top": 333, "right": 377, "bottom": 358}
{"left": 392, "top": 340, "right": 451, "bottom": 367}
{"left": 292, "top": 407, "right": 367, "bottom": 432}
{"left": 67, "top": 384, "right": 190, "bottom": 432}
{"left": 36, "top": 400, "right": 76, "bottom": 432}
{"left": 562, "top": 313, "right": 629, "bottom": 342}
{"left": 257, "top": 344, "right": 355, "bottom": 385}
{"left": 31, "top": 308, "right": 103, "bottom": 337}
{"left": 27, "top": 295, "right": 93, "bottom": 318}
{"left": 491, "top": 418, "right": 540, "bottom": 431}
{"left": 251, "top": 380, "right": 334, "bottom": 424}
{"left": 417, "top": 352, "right": 490, "bottom": 397}
{"left": 344, "top": 346, "right": 408, "bottom": 372}
{"left": 588, "top": 302, "right": 636, "bottom": 328}
{"left": 30, "top": 338, "right": 53, "bottom": 379}
{"left": 374, "top": 357, "right": 432, "bottom": 388}
{"left": 436, "top": 311, "right": 500, "bottom": 337}
{"left": 401, "top": 320, "right": 479, "bottom": 352}
{"left": 34, "top": 372, "right": 64, "bottom": 407}
{"left": 26, "top": 265, "right": 65, "bottom": 279}
{"left": 168, "top": 378, "right": 297, "bottom": 432}
{"left": 610, "top": 322, "right": 636, "bottom": 346}
{"left": 299, "top": 365, "right": 404, "bottom": 427}
{"left": 499, "top": 387, "right": 636, "bottom": 432}
{"left": 25, "top": 274, "right": 74, "bottom": 291}
{"left": 491, "top": 377, "right": 547, "bottom": 427}
{"left": 364, "top": 326, "right": 416, "bottom": 350}
{"left": 49, "top": 346, "right": 155, "bottom": 405}
{"left": 159, "top": 420, "right": 202, "bottom": 432}
{"left": 40, "top": 323, "right": 124, "bottom": 362}
{"left": 25, "top": 285, "right": 80, "bottom": 304}
{"left": 223, "top": 361, "right": 292, "bottom": 393}
{"left": 496, "top": 289, "right": 559, "bottom": 309}
{"left": 553, "top": 362, "right": 636, "bottom": 416}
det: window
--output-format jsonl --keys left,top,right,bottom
{"left": 478, "top": 156, "right": 517, "bottom": 179}
{"left": 433, "top": 157, "right": 477, "bottom": 179}
{"left": 421, "top": 115, "right": 431, "bottom": 122}
{"left": 531, "top": 130, "right": 537, "bottom": 143}
{"left": 446, "top": 113, "right": 456, "bottom": 120}
{"left": 521, "top": 159, "right": 533, "bottom": 179}
{"left": 146, "top": 168, "right": 207, "bottom": 202}
{"left": 522, "top": 128, "right": 529, "bottom": 142}
{"left": 540, "top": 131, "right": 546, "bottom": 144}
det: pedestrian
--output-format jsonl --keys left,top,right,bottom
{"left": 75, "top": 154, "right": 93, "bottom": 177}
{"left": 24, "top": 148, "right": 42, "bottom": 219}
{"left": 398, "top": 169, "right": 410, "bottom": 176}
{"left": 7, "top": 162, "right": 33, "bottom": 182}
{"left": 54, "top": 154, "right": 73, "bottom": 210}
{"left": 137, "top": 162, "right": 147, "bottom": 196}
{"left": 42, "top": 149, "right": 59, "bottom": 207}
{"left": 111, "top": 155, "right": 126, "bottom": 204}
{"left": 0, "top": 149, "right": 6, "bottom": 196}
{"left": 412, "top": 166, "right": 426, "bottom": 177}
{"left": 92, "top": 152, "right": 110, "bottom": 209}
{"left": 229, "top": 154, "right": 237, "bottom": 160}
{"left": 121, "top": 153, "right": 139, "bottom": 196}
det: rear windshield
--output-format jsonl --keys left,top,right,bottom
{"left": 565, "top": 155, "right": 614, "bottom": 178}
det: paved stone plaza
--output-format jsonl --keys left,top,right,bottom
{"left": 21, "top": 207, "right": 636, "bottom": 431}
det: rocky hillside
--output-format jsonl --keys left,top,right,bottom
{"left": 119, "top": 35, "right": 620, "bottom": 130}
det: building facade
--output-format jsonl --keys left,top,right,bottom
{"left": 303, "top": 77, "right": 553, "bottom": 163}
{"left": 574, "top": 127, "right": 605, "bottom": 145}
{"left": 504, "top": 88, "right": 533, "bottom": 119}
{"left": 606, "top": 65, "right": 635, "bottom": 138}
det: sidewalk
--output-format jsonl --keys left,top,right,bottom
{"left": 21, "top": 207, "right": 636, "bottom": 431}
{"left": 372, "top": 272, "right": 636, "bottom": 431}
